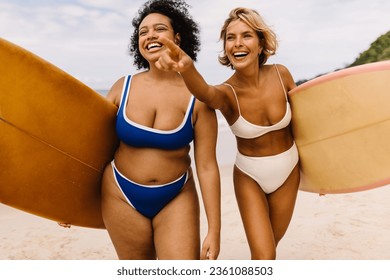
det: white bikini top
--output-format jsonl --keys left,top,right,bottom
{"left": 226, "top": 65, "right": 291, "bottom": 139}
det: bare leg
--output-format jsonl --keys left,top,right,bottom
{"left": 268, "top": 165, "right": 300, "bottom": 245}
{"left": 153, "top": 176, "right": 201, "bottom": 260}
{"left": 233, "top": 164, "right": 300, "bottom": 260}
{"left": 101, "top": 166, "right": 156, "bottom": 260}
{"left": 234, "top": 166, "right": 276, "bottom": 260}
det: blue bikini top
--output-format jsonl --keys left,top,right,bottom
{"left": 116, "top": 75, "right": 196, "bottom": 150}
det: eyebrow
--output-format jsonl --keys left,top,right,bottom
{"left": 139, "top": 23, "right": 170, "bottom": 31}
{"left": 226, "top": 30, "right": 254, "bottom": 37}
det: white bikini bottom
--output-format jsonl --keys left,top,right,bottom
{"left": 235, "top": 142, "right": 299, "bottom": 194}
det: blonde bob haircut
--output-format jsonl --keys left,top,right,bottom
{"left": 219, "top": 7, "right": 278, "bottom": 68}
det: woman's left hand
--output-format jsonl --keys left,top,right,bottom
{"left": 201, "top": 232, "right": 220, "bottom": 260}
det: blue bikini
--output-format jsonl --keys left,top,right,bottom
{"left": 111, "top": 161, "right": 188, "bottom": 218}
{"left": 112, "top": 75, "right": 196, "bottom": 218}
{"left": 116, "top": 75, "right": 195, "bottom": 150}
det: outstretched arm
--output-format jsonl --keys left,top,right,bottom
{"left": 156, "top": 36, "right": 226, "bottom": 110}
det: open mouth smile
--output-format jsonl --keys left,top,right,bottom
{"left": 146, "top": 42, "right": 162, "bottom": 51}
{"left": 233, "top": 52, "right": 248, "bottom": 58}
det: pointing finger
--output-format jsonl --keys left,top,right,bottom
{"left": 159, "top": 36, "right": 181, "bottom": 57}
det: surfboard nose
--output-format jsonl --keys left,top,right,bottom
{"left": 0, "top": 38, "right": 118, "bottom": 228}
{"left": 289, "top": 61, "right": 390, "bottom": 194}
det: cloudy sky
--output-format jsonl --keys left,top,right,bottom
{"left": 1, "top": 0, "right": 389, "bottom": 89}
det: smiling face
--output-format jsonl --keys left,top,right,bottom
{"left": 138, "top": 13, "right": 179, "bottom": 64}
{"left": 224, "top": 19, "right": 262, "bottom": 70}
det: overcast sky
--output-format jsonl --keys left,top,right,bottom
{"left": 1, "top": 0, "right": 389, "bottom": 89}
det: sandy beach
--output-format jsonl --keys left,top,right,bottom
{"left": 1, "top": 164, "right": 390, "bottom": 260}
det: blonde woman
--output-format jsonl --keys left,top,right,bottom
{"left": 156, "top": 7, "right": 300, "bottom": 259}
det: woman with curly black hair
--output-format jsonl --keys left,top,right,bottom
{"left": 100, "top": 0, "right": 221, "bottom": 260}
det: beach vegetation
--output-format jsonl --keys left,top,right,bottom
{"left": 296, "top": 30, "right": 390, "bottom": 85}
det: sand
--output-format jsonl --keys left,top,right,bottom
{"left": 1, "top": 164, "right": 390, "bottom": 260}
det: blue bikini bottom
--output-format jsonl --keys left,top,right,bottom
{"left": 111, "top": 161, "right": 188, "bottom": 218}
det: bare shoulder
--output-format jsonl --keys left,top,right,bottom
{"left": 274, "top": 63, "right": 296, "bottom": 90}
{"left": 214, "top": 83, "right": 234, "bottom": 100}
{"left": 106, "top": 76, "right": 126, "bottom": 106}
{"left": 194, "top": 98, "right": 216, "bottom": 116}
{"left": 213, "top": 82, "right": 240, "bottom": 119}
{"left": 193, "top": 98, "right": 217, "bottom": 129}
{"left": 274, "top": 63, "right": 292, "bottom": 76}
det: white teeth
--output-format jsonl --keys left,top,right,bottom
{"left": 147, "top": 43, "right": 162, "bottom": 50}
{"left": 234, "top": 52, "right": 248, "bottom": 57}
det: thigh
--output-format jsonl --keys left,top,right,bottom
{"left": 233, "top": 166, "right": 276, "bottom": 259}
{"left": 152, "top": 177, "right": 201, "bottom": 260}
{"left": 268, "top": 164, "right": 300, "bottom": 245}
{"left": 101, "top": 165, "right": 155, "bottom": 260}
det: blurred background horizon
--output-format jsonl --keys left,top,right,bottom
{"left": 2, "top": 0, "right": 389, "bottom": 166}
{"left": 1, "top": 0, "right": 390, "bottom": 90}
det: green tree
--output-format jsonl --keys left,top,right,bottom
{"left": 349, "top": 31, "right": 390, "bottom": 67}
{"left": 296, "top": 30, "right": 390, "bottom": 85}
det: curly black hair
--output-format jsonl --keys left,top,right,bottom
{"left": 129, "top": 0, "right": 201, "bottom": 70}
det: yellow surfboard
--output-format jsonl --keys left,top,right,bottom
{"left": 289, "top": 61, "right": 390, "bottom": 194}
{"left": 0, "top": 38, "right": 118, "bottom": 228}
